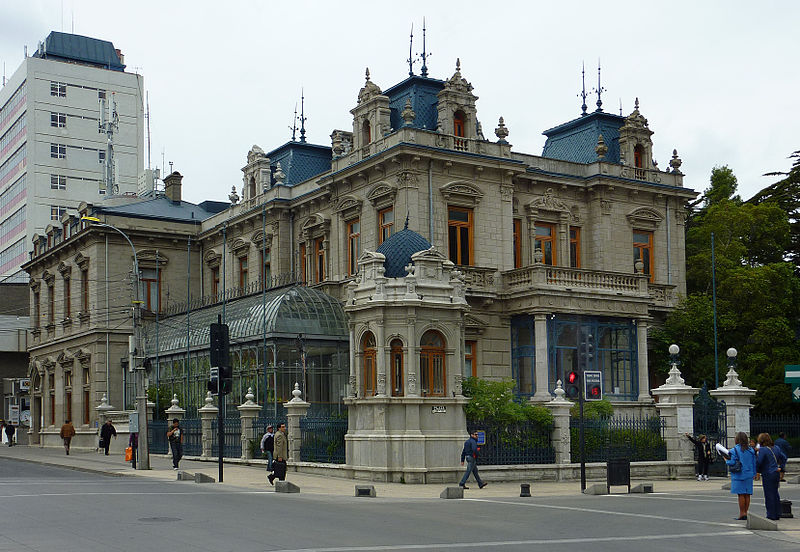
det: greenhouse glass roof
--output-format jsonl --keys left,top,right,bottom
{"left": 148, "top": 286, "right": 348, "bottom": 355}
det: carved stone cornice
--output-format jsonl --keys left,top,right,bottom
{"left": 626, "top": 207, "right": 664, "bottom": 230}
{"left": 439, "top": 181, "right": 483, "bottom": 207}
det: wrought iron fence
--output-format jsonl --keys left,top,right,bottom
{"left": 569, "top": 416, "right": 666, "bottom": 463}
{"left": 300, "top": 417, "right": 347, "bottom": 464}
{"left": 466, "top": 420, "right": 555, "bottom": 465}
{"left": 148, "top": 420, "right": 168, "bottom": 454}
{"left": 211, "top": 416, "right": 242, "bottom": 458}
{"left": 750, "top": 415, "right": 800, "bottom": 457}
{"left": 182, "top": 419, "right": 202, "bottom": 456}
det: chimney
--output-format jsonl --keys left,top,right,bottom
{"left": 115, "top": 48, "right": 125, "bottom": 66}
{"left": 164, "top": 171, "right": 183, "bottom": 204}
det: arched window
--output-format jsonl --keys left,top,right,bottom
{"left": 420, "top": 330, "right": 446, "bottom": 396}
{"left": 362, "top": 119, "right": 371, "bottom": 145}
{"left": 634, "top": 145, "right": 644, "bottom": 168}
{"left": 248, "top": 176, "right": 256, "bottom": 199}
{"left": 361, "top": 332, "right": 377, "bottom": 397}
{"left": 390, "top": 339, "right": 404, "bottom": 396}
{"left": 453, "top": 110, "right": 466, "bottom": 137}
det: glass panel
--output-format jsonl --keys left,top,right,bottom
{"left": 432, "top": 354, "right": 444, "bottom": 395}
{"left": 535, "top": 224, "right": 552, "bottom": 237}
{"left": 459, "top": 226, "right": 470, "bottom": 265}
{"left": 448, "top": 226, "right": 458, "bottom": 261}
{"left": 633, "top": 232, "right": 649, "bottom": 243}
{"left": 449, "top": 209, "right": 469, "bottom": 223}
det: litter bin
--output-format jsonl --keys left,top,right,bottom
{"left": 607, "top": 458, "right": 631, "bottom": 493}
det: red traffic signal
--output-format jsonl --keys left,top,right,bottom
{"left": 588, "top": 384, "right": 602, "bottom": 399}
{"left": 567, "top": 371, "right": 578, "bottom": 384}
{"left": 565, "top": 371, "right": 580, "bottom": 399}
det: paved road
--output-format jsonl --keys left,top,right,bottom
{"left": 1, "top": 457, "right": 799, "bottom": 551}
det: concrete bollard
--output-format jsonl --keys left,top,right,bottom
{"left": 440, "top": 486, "right": 464, "bottom": 499}
{"left": 176, "top": 471, "right": 195, "bottom": 481}
{"left": 746, "top": 513, "right": 778, "bottom": 531}
{"left": 194, "top": 473, "right": 215, "bottom": 483}
{"left": 275, "top": 481, "right": 300, "bottom": 493}
{"left": 520, "top": 483, "right": 531, "bottom": 497}
{"left": 355, "top": 485, "right": 376, "bottom": 497}
{"left": 631, "top": 483, "right": 654, "bottom": 493}
{"left": 583, "top": 483, "right": 608, "bottom": 495}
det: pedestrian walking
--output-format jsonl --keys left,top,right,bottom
{"left": 685, "top": 433, "right": 713, "bottom": 481}
{"left": 167, "top": 418, "right": 183, "bottom": 470}
{"left": 128, "top": 432, "right": 138, "bottom": 467}
{"left": 268, "top": 422, "right": 288, "bottom": 485}
{"left": 4, "top": 422, "right": 15, "bottom": 446}
{"left": 260, "top": 424, "right": 275, "bottom": 471}
{"left": 0, "top": 422, "right": 6, "bottom": 445}
{"left": 458, "top": 430, "right": 487, "bottom": 490}
{"left": 774, "top": 432, "right": 792, "bottom": 481}
{"left": 60, "top": 420, "right": 76, "bottom": 455}
{"left": 727, "top": 431, "right": 758, "bottom": 520}
{"left": 755, "top": 433, "right": 787, "bottom": 521}
{"left": 99, "top": 419, "right": 116, "bottom": 455}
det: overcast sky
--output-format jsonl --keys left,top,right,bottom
{"left": 2, "top": 1, "right": 797, "bottom": 204}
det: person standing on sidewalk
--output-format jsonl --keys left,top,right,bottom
{"left": 459, "top": 430, "right": 487, "bottom": 490}
{"left": 260, "top": 424, "right": 275, "bottom": 471}
{"left": 167, "top": 418, "right": 183, "bottom": 470}
{"left": 755, "top": 432, "right": 787, "bottom": 521}
{"left": 684, "top": 433, "right": 713, "bottom": 481}
{"left": 268, "top": 423, "right": 288, "bottom": 485}
{"left": 774, "top": 432, "right": 792, "bottom": 481}
{"left": 60, "top": 420, "right": 76, "bottom": 455}
{"left": 4, "top": 422, "right": 15, "bottom": 446}
{"left": 727, "top": 431, "right": 757, "bottom": 520}
{"left": 99, "top": 419, "right": 116, "bottom": 455}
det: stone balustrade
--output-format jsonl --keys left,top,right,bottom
{"left": 502, "top": 265, "right": 648, "bottom": 295}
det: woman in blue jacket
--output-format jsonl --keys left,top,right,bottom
{"left": 755, "top": 433, "right": 787, "bottom": 521}
{"left": 727, "top": 431, "right": 757, "bottom": 520}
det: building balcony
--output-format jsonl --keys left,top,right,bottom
{"left": 502, "top": 265, "right": 649, "bottom": 296}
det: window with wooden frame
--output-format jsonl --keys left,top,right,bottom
{"left": 513, "top": 219, "right": 522, "bottom": 268}
{"left": 211, "top": 267, "right": 220, "bottom": 296}
{"left": 47, "top": 284, "right": 55, "bottom": 325}
{"left": 362, "top": 119, "right": 371, "bottom": 144}
{"left": 50, "top": 392, "right": 55, "bottom": 426}
{"left": 448, "top": 207, "right": 473, "bottom": 266}
{"left": 63, "top": 277, "right": 71, "bottom": 318}
{"left": 314, "top": 237, "right": 325, "bottom": 283}
{"left": 465, "top": 340, "right": 477, "bottom": 378}
{"left": 83, "top": 389, "right": 90, "bottom": 425}
{"left": 81, "top": 269, "right": 89, "bottom": 312}
{"left": 534, "top": 222, "right": 557, "bottom": 266}
{"left": 569, "top": 227, "right": 581, "bottom": 268}
{"left": 260, "top": 249, "right": 271, "bottom": 287}
{"left": 140, "top": 268, "right": 161, "bottom": 313}
{"left": 453, "top": 110, "right": 466, "bottom": 137}
{"left": 390, "top": 339, "right": 404, "bottom": 397}
{"left": 378, "top": 207, "right": 394, "bottom": 244}
{"left": 65, "top": 391, "right": 72, "bottom": 422}
{"left": 347, "top": 219, "right": 360, "bottom": 276}
{"left": 239, "top": 256, "right": 248, "bottom": 289}
{"left": 361, "top": 332, "right": 377, "bottom": 397}
{"left": 299, "top": 243, "right": 307, "bottom": 283}
{"left": 634, "top": 145, "right": 644, "bottom": 168}
{"left": 420, "top": 330, "right": 446, "bottom": 397}
{"left": 633, "top": 230, "right": 654, "bottom": 282}
{"left": 33, "top": 292, "right": 40, "bottom": 328}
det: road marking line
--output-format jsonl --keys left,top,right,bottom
{"left": 0, "top": 490, "right": 272, "bottom": 498}
{"left": 269, "top": 530, "right": 751, "bottom": 551}
{"left": 464, "top": 498, "right": 743, "bottom": 528}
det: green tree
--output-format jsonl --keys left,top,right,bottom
{"left": 462, "top": 377, "right": 553, "bottom": 427}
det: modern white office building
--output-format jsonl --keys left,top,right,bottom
{"left": 0, "top": 31, "right": 144, "bottom": 284}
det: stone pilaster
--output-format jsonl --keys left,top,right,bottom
{"left": 652, "top": 364, "right": 698, "bottom": 463}
{"left": 710, "top": 368, "right": 757, "bottom": 449}
{"left": 531, "top": 313, "right": 551, "bottom": 403}
{"left": 198, "top": 392, "right": 218, "bottom": 459}
{"left": 636, "top": 320, "right": 653, "bottom": 403}
{"left": 543, "top": 380, "right": 573, "bottom": 465}
{"left": 237, "top": 388, "right": 262, "bottom": 460}
{"left": 283, "top": 383, "right": 310, "bottom": 463}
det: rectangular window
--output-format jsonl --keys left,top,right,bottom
{"left": 633, "top": 230, "right": 654, "bottom": 282}
{"left": 239, "top": 256, "right": 248, "bottom": 289}
{"left": 83, "top": 389, "right": 90, "bottom": 425}
{"left": 65, "top": 391, "right": 72, "bottom": 423}
{"left": 98, "top": 150, "right": 105, "bottom": 164}
{"left": 50, "top": 112, "right": 66, "bottom": 128}
{"left": 63, "top": 278, "right": 71, "bottom": 318}
{"left": 48, "top": 285, "right": 55, "bottom": 325}
{"left": 299, "top": 243, "right": 307, "bottom": 283}
{"left": 98, "top": 90, "right": 106, "bottom": 100}
{"left": 513, "top": 219, "right": 522, "bottom": 268}
{"left": 261, "top": 249, "right": 271, "bottom": 287}
{"left": 569, "top": 227, "right": 581, "bottom": 268}
{"left": 211, "top": 267, "right": 220, "bottom": 296}
{"left": 379, "top": 207, "right": 394, "bottom": 244}
{"left": 81, "top": 269, "right": 89, "bottom": 313}
{"left": 50, "top": 143, "right": 66, "bottom": 159}
{"left": 50, "top": 206, "right": 68, "bottom": 220}
{"left": 534, "top": 222, "right": 557, "bottom": 266}
{"left": 140, "top": 268, "right": 160, "bottom": 313}
{"left": 347, "top": 219, "right": 360, "bottom": 276}
{"left": 50, "top": 81, "right": 66, "bottom": 97}
{"left": 33, "top": 292, "right": 40, "bottom": 328}
{"left": 314, "top": 237, "right": 325, "bottom": 283}
{"left": 50, "top": 394, "right": 55, "bottom": 426}
{"left": 50, "top": 175, "right": 67, "bottom": 190}
{"left": 447, "top": 207, "right": 473, "bottom": 266}
{"left": 465, "top": 340, "right": 477, "bottom": 378}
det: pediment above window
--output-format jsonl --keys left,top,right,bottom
{"left": 204, "top": 249, "right": 221, "bottom": 268}
{"left": 366, "top": 182, "right": 397, "bottom": 209}
{"left": 42, "top": 270, "right": 55, "bottom": 285}
{"left": 526, "top": 188, "right": 579, "bottom": 222}
{"left": 439, "top": 181, "right": 483, "bottom": 207}
{"left": 251, "top": 230, "right": 273, "bottom": 247}
{"left": 626, "top": 207, "right": 663, "bottom": 230}
{"left": 229, "top": 238, "right": 250, "bottom": 257}
{"left": 335, "top": 196, "right": 363, "bottom": 220}
{"left": 57, "top": 262, "right": 72, "bottom": 277}
{"left": 301, "top": 213, "right": 330, "bottom": 237}
{"left": 57, "top": 350, "right": 74, "bottom": 366}
{"left": 74, "top": 252, "right": 89, "bottom": 270}
{"left": 138, "top": 249, "right": 169, "bottom": 269}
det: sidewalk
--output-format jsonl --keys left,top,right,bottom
{"left": 2, "top": 444, "right": 800, "bottom": 541}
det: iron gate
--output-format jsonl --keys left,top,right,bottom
{"left": 693, "top": 384, "right": 727, "bottom": 476}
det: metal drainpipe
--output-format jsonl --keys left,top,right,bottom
{"left": 289, "top": 212, "right": 295, "bottom": 276}
{"left": 428, "top": 160, "right": 434, "bottom": 242}
{"left": 105, "top": 233, "right": 110, "bottom": 403}
{"left": 665, "top": 197, "right": 671, "bottom": 285}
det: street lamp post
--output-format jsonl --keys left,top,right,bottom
{"left": 82, "top": 216, "right": 150, "bottom": 469}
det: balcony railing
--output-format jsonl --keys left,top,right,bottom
{"left": 647, "top": 283, "right": 678, "bottom": 308}
{"left": 457, "top": 265, "right": 498, "bottom": 294}
{"left": 502, "top": 265, "right": 648, "bottom": 295}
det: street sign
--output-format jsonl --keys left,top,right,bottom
{"left": 475, "top": 430, "right": 486, "bottom": 445}
{"left": 792, "top": 384, "right": 800, "bottom": 403}
{"left": 129, "top": 412, "right": 139, "bottom": 433}
{"left": 784, "top": 365, "right": 800, "bottom": 383}
{"left": 584, "top": 371, "right": 602, "bottom": 401}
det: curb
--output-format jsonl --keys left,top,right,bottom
{"left": 5, "top": 454, "right": 136, "bottom": 478}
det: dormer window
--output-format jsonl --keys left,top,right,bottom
{"left": 634, "top": 145, "right": 644, "bottom": 168}
{"left": 362, "top": 120, "right": 371, "bottom": 144}
{"left": 453, "top": 111, "right": 466, "bottom": 137}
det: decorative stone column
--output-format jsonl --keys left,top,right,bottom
{"left": 543, "top": 380, "right": 573, "bottom": 465}
{"left": 636, "top": 319, "right": 653, "bottom": 403}
{"left": 198, "top": 392, "right": 218, "bottom": 459}
{"left": 283, "top": 383, "right": 310, "bottom": 463}
{"left": 652, "top": 359, "right": 698, "bottom": 464}
{"left": 95, "top": 394, "right": 114, "bottom": 422}
{"left": 164, "top": 394, "right": 186, "bottom": 421}
{"left": 710, "top": 365, "right": 756, "bottom": 449}
{"left": 531, "top": 313, "right": 551, "bottom": 403}
{"left": 237, "top": 388, "right": 262, "bottom": 460}
{"left": 146, "top": 400, "right": 156, "bottom": 423}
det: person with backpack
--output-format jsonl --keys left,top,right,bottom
{"left": 727, "top": 431, "right": 758, "bottom": 520}
{"left": 458, "top": 430, "right": 487, "bottom": 490}
{"left": 260, "top": 424, "right": 275, "bottom": 471}
{"left": 755, "top": 433, "right": 787, "bottom": 521}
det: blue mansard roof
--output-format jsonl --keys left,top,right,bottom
{"left": 266, "top": 141, "right": 332, "bottom": 187}
{"left": 384, "top": 76, "right": 445, "bottom": 133}
{"left": 541, "top": 111, "right": 626, "bottom": 164}
{"left": 33, "top": 31, "right": 126, "bottom": 71}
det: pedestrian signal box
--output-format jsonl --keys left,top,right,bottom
{"left": 565, "top": 370, "right": 581, "bottom": 399}
{"left": 584, "top": 370, "right": 603, "bottom": 401}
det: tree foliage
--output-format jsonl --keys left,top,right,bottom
{"left": 462, "top": 377, "right": 553, "bottom": 427}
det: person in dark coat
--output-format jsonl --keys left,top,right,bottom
{"left": 4, "top": 422, "right": 15, "bottom": 446}
{"left": 99, "top": 419, "right": 116, "bottom": 455}
{"left": 260, "top": 425, "right": 275, "bottom": 471}
{"left": 167, "top": 418, "right": 183, "bottom": 470}
{"left": 268, "top": 423, "right": 288, "bottom": 485}
{"left": 685, "top": 433, "right": 713, "bottom": 481}
{"left": 458, "top": 430, "right": 487, "bottom": 489}
{"left": 727, "top": 432, "right": 758, "bottom": 520}
{"left": 755, "top": 433, "right": 787, "bottom": 521}
{"left": 774, "top": 432, "right": 792, "bottom": 481}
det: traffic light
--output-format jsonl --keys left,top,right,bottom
{"left": 219, "top": 365, "right": 233, "bottom": 395}
{"left": 565, "top": 370, "right": 580, "bottom": 400}
{"left": 579, "top": 332, "right": 594, "bottom": 371}
{"left": 207, "top": 367, "right": 219, "bottom": 394}
{"left": 586, "top": 382, "right": 602, "bottom": 400}
{"left": 210, "top": 322, "right": 230, "bottom": 368}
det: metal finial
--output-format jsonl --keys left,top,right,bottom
{"left": 365, "top": 67, "right": 370, "bottom": 82}
{"left": 634, "top": 97, "right": 640, "bottom": 110}
{"left": 619, "top": 98, "right": 623, "bottom": 116}
{"left": 455, "top": 57, "right": 461, "bottom": 73}
{"left": 592, "top": 60, "right": 606, "bottom": 112}
{"left": 299, "top": 89, "right": 307, "bottom": 143}
{"left": 578, "top": 62, "right": 588, "bottom": 116}
{"left": 407, "top": 23, "right": 414, "bottom": 76}
{"left": 289, "top": 103, "right": 298, "bottom": 142}
{"left": 420, "top": 18, "right": 429, "bottom": 77}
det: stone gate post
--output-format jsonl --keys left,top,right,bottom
{"left": 710, "top": 357, "right": 756, "bottom": 449}
{"left": 283, "top": 383, "right": 310, "bottom": 463}
{"left": 237, "top": 388, "right": 262, "bottom": 460}
{"left": 543, "top": 380, "right": 573, "bottom": 466}
{"left": 164, "top": 394, "right": 186, "bottom": 421}
{"left": 652, "top": 359, "right": 698, "bottom": 466}
{"left": 198, "top": 392, "right": 218, "bottom": 459}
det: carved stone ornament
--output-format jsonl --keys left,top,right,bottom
{"left": 600, "top": 199, "right": 612, "bottom": 215}
{"left": 57, "top": 261, "right": 72, "bottom": 277}
{"left": 396, "top": 170, "right": 419, "bottom": 189}
{"left": 494, "top": 117, "right": 509, "bottom": 144}
{"left": 366, "top": 182, "right": 397, "bottom": 207}
{"left": 445, "top": 58, "right": 474, "bottom": 94}
{"left": 722, "top": 367, "right": 743, "bottom": 388}
{"left": 349, "top": 375, "right": 357, "bottom": 397}
{"left": 664, "top": 365, "right": 686, "bottom": 387}
{"left": 204, "top": 249, "right": 221, "bottom": 268}
{"left": 530, "top": 188, "right": 571, "bottom": 213}
{"left": 377, "top": 372, "right": 387, "bottom": 395}
{"left": 74, "top": 252, "right": 89, "bottom": 270}
{"left": 247, "top": 145, "right": 266, "bottom": 165}
{"left": 595, "top": 134, "right": 608, "bottom": 160}
{"left": 357, "top": 67, "right": 383, "bottom": 104}
{"left": 626, "top": 207, "right": 664, "bottom": 230}
{"left": 228, "top": 185, "right": 239, "bottom": 204}
{"left": 335, "top": 196, "right": 363, "bottom": 217}
{"left": 453, "top": 373, "right": 463, "bottom": 396}
{"left": 401, "top": 98, "right": 416, "bottom": 126}
{"left": 439, "top": 181, "right": 484, "bottom": 206}
{"left": 229, "top": 238, "right": 249, "bottom": 256}
{"left": 273, "top": 162, "right": 286, "bottom": 186}
{"left": 669, "top": 149, "right": 683, "bottom": 174}
{"left": 407, "top": 372, "right": 417, "bottom": 395}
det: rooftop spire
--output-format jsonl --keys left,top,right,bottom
{"left": 407, "top": 24, "right": 415, "bottom": 76}
{"left": 299, "top": 89, "right": 307, "bottom": 143}
{"left": 420, "top": 18, "right": 430, "bottom": 77}
{"left": 578, "top": 62, "right": 588, "bottom": 116}
{"left": 289, "top": 103, "right": 298, "bottom": 142}
{"left": 593, "top": 60, "right": 606, "bottom": 112}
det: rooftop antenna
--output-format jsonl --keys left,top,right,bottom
{"left": 146, "top": 91, "right": 151, "bottom": 170}
{"left": 578, "top": 62, "right": 588, "bottom": 116}
{"left": 99, "top": 92, "right": 119, "bottom": 195}
{"left": 407, "top": 23, "right": 415, "bottom": 76}
{"left": 619, "top": 98, "right": 623, "bottom": 116}
{"left": 299, "top": 89, "right": 307, "bottom": 143}
{"left": 420, "top": 18, "right": 430, "bottom": 77}
{"left": 289, "top": 103, "right": 298, "bottom": 142}
{"left": 169, "top": 161, "right": 174, "bottom": 174}
{"left": 592, "top": 59, "right": 606, "bottom": 112}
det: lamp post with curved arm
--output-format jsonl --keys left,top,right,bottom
{"left": 82, "top": 216, "right": 150, "bottom": 469}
